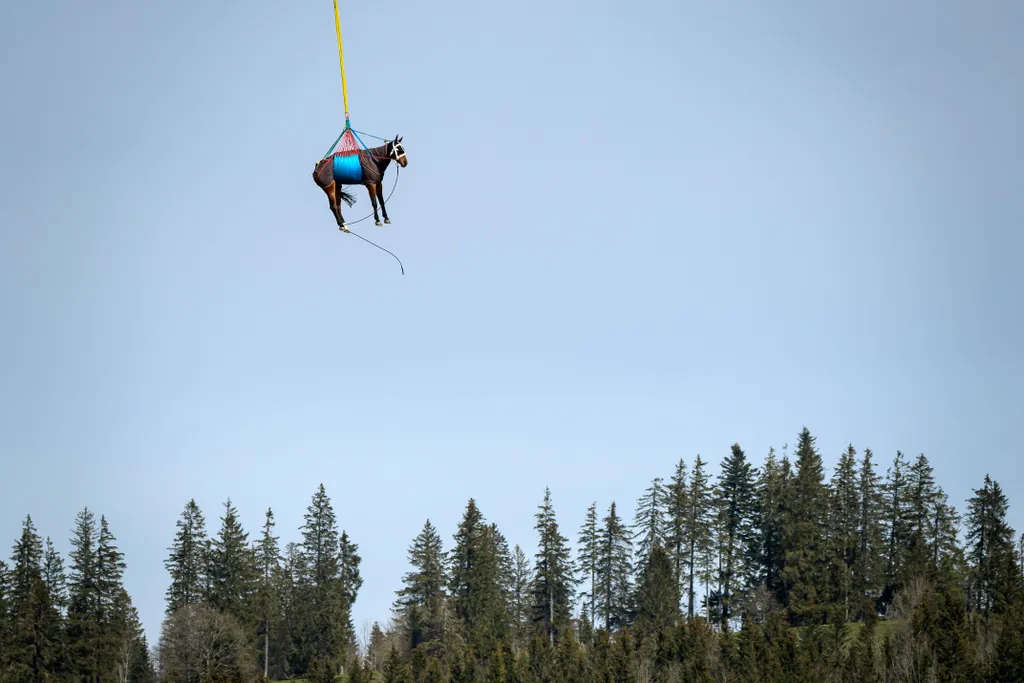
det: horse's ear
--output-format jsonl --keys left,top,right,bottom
{"left": 398, "top": 136, "right": 403, "bottom": 142}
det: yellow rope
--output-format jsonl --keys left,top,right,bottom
{"left": 333, "top": 0, "right": 350, "bottom": 125}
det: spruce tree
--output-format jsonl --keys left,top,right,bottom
{"left": 395, "top": 518, "right": 447, "bottom": 643}
{"left": 855, "top": 448, "right": 884, "bottom": 620}
{"left": 685, "top": 455, "right": 713, "bottom": 620}
{"left": 207, "top": 498, "right": 256, "bottom": 626}
{"left": 448, "top": 498, "right": 506, "bottom": 651}
{"left": 254, "top": 507, "right": 281, "bottom": 680}
{"left": 509, "top": 544, "right": 531, "bottom": 648}
{"left": 300, "top": 483, "right": 346, "bottom": 671}
{"left": 828, "top": 444, "right": 860, "bottom": 622}
{"left": 576, "top": 502, "right": 600, "bottom": 627}
{"left": 633, "top": 545, "right": 680, "bottom": 637}
{"left": 596, "top": 501, "right": 633, "bottom": 631}
{"left": 632, "top": 477, "right": 668, "bottom": 575}
{"left": 905, "top": 454, "right": 938, "bottom": 580}
{"left": 716, "top": 443, "right": 758, "bottom": 627}
{"left": 756, "top": 448, "right": 786, "bottom": 603}
{"left": 965, "top": 475, "right": 1018, "bottom": 616}
{"left": 880, "top": 451, "right": 912, "bottom": 611}
{"left": 530, "top": 488, "right": 575, "bottom": 643}
{"left": 666, "top": 458, "right": 690, "bottom": 607}
{"left": 42, "top": 538, "right": 67, "bottom": 617}
{"left": 338, "top": 530, "right": 363, "bottom": 653}
{"left": 7, "top": 515, "right": 62, "bottom": 682}
{"left": 780, "top": 427, "right": 830, "bottom": 625}
{"left": 164, "top": 499, "right": 208, "bottom": 615}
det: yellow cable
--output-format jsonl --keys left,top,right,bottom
{"left": 333, "top": 0, "right": 350, "bottom": 124}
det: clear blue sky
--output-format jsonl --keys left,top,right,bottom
{"left": 2, "top": 0, "right": 1022, "bottom": 645}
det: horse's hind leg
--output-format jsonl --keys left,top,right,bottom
{"left": 367, "top": 184, "right": 382, "bottom": 226}
{"left": 376, "top": 183, "right": 390, "bottom": 224}
{"left": 328, "top": 182, "right": 349, "bottom": 232}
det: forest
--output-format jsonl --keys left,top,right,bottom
{"left": 2, "top": 427, "right": 1023, "bottom": 682}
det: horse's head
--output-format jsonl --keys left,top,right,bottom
{"left": 387, "top": 135, "right": 407, "bottom": 167}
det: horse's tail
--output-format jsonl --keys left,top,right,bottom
{"left": 339, "top": 188, "right": 357, "bottom": 207}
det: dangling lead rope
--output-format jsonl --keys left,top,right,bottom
{"left": 347, "top": 230, "right": 404, "bottom": 275}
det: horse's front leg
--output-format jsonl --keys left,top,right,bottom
{"left": 376, "top": 183, "right": 390, "bottom": 224}
{"left": 367, "top": 184, "right": 381, "bottom": 226}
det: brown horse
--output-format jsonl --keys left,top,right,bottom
{"left": 312, "top": 135, "right": 407, "bottom": 232}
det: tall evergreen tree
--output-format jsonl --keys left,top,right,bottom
{"left": 781, "top": 427, "right": 830, "bottom": 625}
{"left": 717, "top": 443, "right": 758, "bottom": 627}
{"left": 905, "top": 454, "right": 938, "bottom": 580}
{"left": 42, "top": 538, "right": 67, "bottom": 617}
{"left": 855, "top": 448, "right": 884, "bottom": 620}
{"left": 576, "top": 502, "right": 600, "bottom": 628}
{"left": 300, "top": 483, "right": 347, "bottom": 672}
{"left": 6, "top": 515, "right": 62, "bottom": 682}
{"left": 338, "top": 529, "right": 363, "bottom": 654}
{"left": 530, "top": 488, "right": 576, "bottom": 643}
{"left": 632, "top": 477, "right": 668, "bottom": 575}
{"left": 207, "top": 498, "right": 256, "bottom": 625}
{"left": 880, "top": 451, "right": 912, "bottom": 611}
{"left": 828, "top": 444, "right": 860, "bottom": 622}
{"left": 685, "top": 455, "right": 714, "bottom": 620}
{"left": 448, "top": 498, "right": 505, "bottom": 652}
{"left": 633, "top": 544, "right": 680, "bottom": 637}
{"left": 965, "top": 475, "right": 1018, "bottom": 616}
{"left": 756, "top": 448, "right": 786, "bottom": 603}
{"left": 254, "top": 507, "right": 281, "bottom": 680}
{"left": 596, "top": 501, "right": 633, "bottom": 631}
{"left": 665, "top": 458, "right": 690, "bottom": 606}
{"left": 509, "top": 544, "right": 531, "bottom": 648}
{"left": 395, "top": 518, "right": 447, "bottom": 645}
{"left": 164, "top": 499, "right": 208, "bottom": 615}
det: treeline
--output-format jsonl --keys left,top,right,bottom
{"left": 3, "top": 427, "right": 1024, "bottom": 682}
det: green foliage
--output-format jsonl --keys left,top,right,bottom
{"left": 4, "top": 426, "right": 1023, "bottom": 683}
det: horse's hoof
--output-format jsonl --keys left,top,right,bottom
{"left": 375, "top": 221, "right": 382, "bottom": 227}
{"left": 384, "top": 219, "right": 391, "bottom": 224}
{"left": 339, "top": 223, "right": 350, "bottom": 233}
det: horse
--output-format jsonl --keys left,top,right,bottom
{"left": 312, "top": 135, "right": 407, "bottom": 232}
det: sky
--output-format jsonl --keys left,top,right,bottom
{"left": 1, "top": 0, "right": 1022, "bottom": 647}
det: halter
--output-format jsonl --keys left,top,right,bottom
{"left": 388, "top": 139, "right": 407, "bottom": 163}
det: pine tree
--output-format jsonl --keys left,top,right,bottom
{"left": 576, "top": 502, "right": 600, "bottom": 627}
{"left": 632, "top": 477, "right": 668, "bottom": 575}
{"left": 207, "top": 498, "right": 257, "bottom": 626}
{"left": 254, "top": 507, "right": 281, "bottom": 680}
{"left": 781, "top": 427, "right": 830, "bottom": 625}
{"left": 164, "top": 499, "right": 208, "bottom": 615}
{"left": 717, "top": 443, "right": 758, "bottom": 627}
{"left": 685, "top": 455, "right": 714, "bottom": 620}
{"left": 530, "top": 488, "right": 576, "bottom": 643}
{"left": 596, "top": 501, "right": 633, "bottom": 631}
{"left": 666, "top": 458, "right": 690, "bottom": 608}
